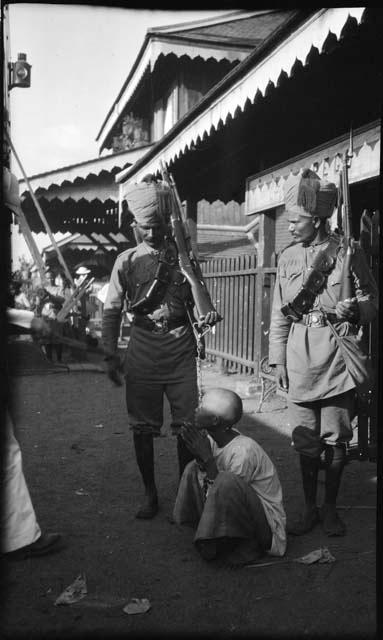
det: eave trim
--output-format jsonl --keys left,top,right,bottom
{"left": 116, "top": 8, "right": 366, "bottom": 188}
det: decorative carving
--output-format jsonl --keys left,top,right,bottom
{"left": 112, "top": 112, "right": 149, "bottom": 152}
{"left": 246, "top": 129, "right": 380, "bottom": 215}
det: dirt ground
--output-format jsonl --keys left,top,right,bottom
{"left": 1, "top": 343, "right": 377, "bottom": 639}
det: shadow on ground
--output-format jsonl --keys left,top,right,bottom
{"left": 1, "top": 352, "right": 376, "bottom": 638}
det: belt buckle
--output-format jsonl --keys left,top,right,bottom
{"left": 307, "top": 310, "right": 325, "bottom": 328}
{"left": 153, "top": 318, "right": 168, "bottom": 334}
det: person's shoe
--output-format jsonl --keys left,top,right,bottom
{"left": 135, "top": 494, "right": 159, "bottom": 519}
{"left": 5, "top": 532, "right": 63, "bottom": 560}
{"left": 287, "top": 506, "right": 320, "bottom": 536}
{"left": 320, "top": 504, "right": 346, "bottom": 536}
{"left": 195, "top": 539, "right": 217, "bottom": 561}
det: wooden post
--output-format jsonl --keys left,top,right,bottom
{"left": 5, "top": 131, "right": 74, "bottom": 286}
{"left": 13, "top": 208, "right": 47, "bottom": 282}
{"left": 253, "top": 211, "right": 276, "bottom": 377}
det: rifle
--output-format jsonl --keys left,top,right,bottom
{"left": 337, "top": 128, "right": 375, "bottom": 461}
{"left": 159, "top": 161, "right": 221, "bottom": 330}
{"left": 56, "top": 276, "right": 95, "bottom": 322}
{"left": 47, "top": 326, "right": 123, "bottom": 386}
{"left": 338, "top": 128, "right": 354, "bottom": 301}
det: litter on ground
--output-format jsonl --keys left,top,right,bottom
{"left": 294, "top": 547, "right": 336, "bottom": 564}
{"left": 123, "top": 598, "right": 151, "bottom": 615}
{"left": 54, "top": 574, "right": 87, "bottom": 606}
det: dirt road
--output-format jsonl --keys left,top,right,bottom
{"left": 1, "top": 358, "right": 377, "bottom": 637}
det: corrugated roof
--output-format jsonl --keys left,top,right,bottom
{"left": 197, "top": 228, "right": 256, "bottom": 259}
{"left": 198, "top": 235, "right": 256, "bottom": 260}
{"left": 165, "top": 10, "right": 294, "bottom": 46}
{"left": 43, "top": 232, "right": 128, "bottom": 253}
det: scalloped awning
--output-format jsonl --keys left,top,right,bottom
{"left": 117, "top": 7, "right": 366, "bottom": 193}
{"left": 18, "top": 145, "right": 152, "bottom": 195}
{"left": 96, "top": 37, "right": 253, "bottom": 152}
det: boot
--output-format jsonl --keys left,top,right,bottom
{"left": 288, "top": 454, "right": 320, "bottom": 535}
{"left": 321, "top": 445, "right": 346, "bottom": 536}
{"left": 133, "top": 433, "right": 158, "bottom": 519}
{"left": 177, "top": 435, "right": 194, "bottom": 479}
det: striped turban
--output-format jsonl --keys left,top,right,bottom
{"left": 283, "top": 169, "right": 337, "bottom": 219}
{"left": 124, "top": 180, "right": 172, "bottom": 226}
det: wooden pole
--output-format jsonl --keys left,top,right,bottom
{"left": 5, "top": 130, "right": 74, "bottom": 286}
{"left": 14, "top": 209, "right": 47, "bottom": 284}
{"left": 253, "top": 211, "right": 275, "bottom": 377}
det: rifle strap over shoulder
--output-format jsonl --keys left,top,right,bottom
{"left": 129, "top": 245, "right": 177, "bottom": 315}
{"left": 281, "top": 236, "right": 340, "bottom": 321}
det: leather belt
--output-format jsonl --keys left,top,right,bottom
{"left": 133, "top": 315, "right": 188, "bottom": 334}
{"left": 298, "top": 310, "right": 338, "bottom": 328}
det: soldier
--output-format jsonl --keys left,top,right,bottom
{"left": 102, "top": 177, "right": 217, "bottom": 519}
{"left": 268, "top": 169, "right": 378, "bottom": 536}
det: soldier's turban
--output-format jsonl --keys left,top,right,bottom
{"left": 283, "top": 169, "right": 337, "bottom": 219}
{"left": 124, "top": 180, "right": 172, "bottom": 226}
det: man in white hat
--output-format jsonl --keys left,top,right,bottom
{"left": 74, "top": 265, "right": 91, "bottom": 288}
{"left": 269, "top": 169, "right": 378, "bottom": 537}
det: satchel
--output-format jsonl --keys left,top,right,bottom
{"left": 325, "top": 314, "right": 374, "bottom": 395}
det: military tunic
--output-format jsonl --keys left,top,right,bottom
{"left": 269, "top": 234, "right": 378, "bottom": 403}
{"left": 103, "top": 240, "right": 197, "bottom": 382}
{"left": 102, "top": 240, "right": 198, "bottom": 435}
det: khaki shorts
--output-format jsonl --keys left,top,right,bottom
{"left": 288, "top": 390, "right": 355, "bottom": 457}
{"left": 125, "top": 376, "right": 199, "bottom": 436}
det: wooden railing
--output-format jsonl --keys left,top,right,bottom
{"left": 201, "top": 255, "right": 277, "bottom": 374}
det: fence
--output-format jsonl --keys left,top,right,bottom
{"left": 201, "top": 255, "right": 277, "bottom": 375}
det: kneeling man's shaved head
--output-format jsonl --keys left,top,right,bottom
{"left": 196, "top": 388, "right": 243, "bottom": 430}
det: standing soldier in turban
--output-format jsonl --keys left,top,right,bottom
{"left": 102, "top": 176, "right": 217, "bottom": 519}
{"left": 268, "top": 169, "right": 377, "bottom": 537}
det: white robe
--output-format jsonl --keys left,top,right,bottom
{"left": 2, "top": 412, "right": 41, "bottom": 552}
{"left": 3, "top": 308, "right": 41, "bottom": 552}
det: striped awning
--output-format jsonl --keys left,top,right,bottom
{"left": 42, "top": 231, "right": 128, "bottom": 253}
{"left": 117, "top": 7, "right": 366, "bottom": 195}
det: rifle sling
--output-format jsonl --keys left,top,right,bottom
{"left": 129, "top": 244, "right": 178, "bottom": 315}
{"left": 281, "top": 239, "right": 340, "bottom": 321}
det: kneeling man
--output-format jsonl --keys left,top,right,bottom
{"left": 173, "top": 388, "right": 286, "bottom": 565}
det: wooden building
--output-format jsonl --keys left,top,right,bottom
{"left": 19, "top": 8, "right": 380, "bottom": 379}
{"left": 97, "top": 8, "right": 380, "bottom": 377}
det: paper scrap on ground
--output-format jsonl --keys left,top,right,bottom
{"left": 75, "top": 488, "right": 89, "bottom": 496}
{"left": 123, "top": 598, "right": 151, "bottom": 615}
{"left": 295, "top": 547, "right": 336, "bottom": 564}
{"left": 54, "top": 574, "right": 87, "bottom": 605}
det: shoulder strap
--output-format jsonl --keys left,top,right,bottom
{"left": 281, "top": 237, "right": 341, "bottom": 321}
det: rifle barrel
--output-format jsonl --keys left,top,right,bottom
{"left": 339, "top": 151, "right": 354, "bottom": 300}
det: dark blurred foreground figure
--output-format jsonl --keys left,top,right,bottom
{"left": 173, "top": 388, "right": 286, "bottom": 566}
{"left": 2, "top": 312, "right": 63, "bottom": 561}
{"left": 269, "top": 170, "right": 378, "bottom": 537}
{"left": 102, "top": 178, "right": 217, "bottom": 520}
{"left": 1, "top": 168, "right": 63, "bottom": 560}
